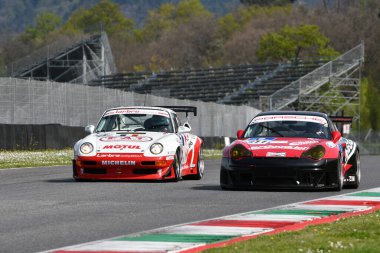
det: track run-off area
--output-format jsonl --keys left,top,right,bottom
{"left": 1, "top": 156, "right": 380, "bottom": 253}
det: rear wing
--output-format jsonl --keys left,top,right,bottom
{"left": 329, "top": 116, "right": 353, "bottom": 124}
{"left": 158, "top": 106, "right": 197, "bottom": 117}
{"left": 329, "top": 116, "right": 353, "bottom": 135}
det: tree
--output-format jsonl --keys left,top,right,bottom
{"left": 360, "top": 77, "right": 380, "bottom": 131}
{"left": 240, "top": 0, "right": 295, "bottom": 6}
{"left": 63, "top": 0, "right": 135, "bottom": 37}
{"left": 137, "top": 0, "right": 212, "bottom": 42}
{"left": 216, "top": 5, "right": 292, "bottom": 43}
{"left": 21, "top": 11, "right": 61, "bottom": 43}
{"left": 256, "top": 24, "right": 339, "bottom": 62}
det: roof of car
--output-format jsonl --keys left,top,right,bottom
{"left": 105, "top": 106, "right": 175, "bottom": 115}
{"left": 255, "top": 111, "right": 329, "bottom": 119}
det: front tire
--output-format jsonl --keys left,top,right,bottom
{"left": 172, "top": 152, "right": 181, "bottom": 182}
{"left": 335, "top": 155, "right": 344, "bottom": 191}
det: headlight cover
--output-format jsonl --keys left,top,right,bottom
{"left": 80, "top": 142, "right": 94, "bottom": 154}
{"left": 230, "top": 144, "right": 252, "bottom": 160}
{"left": 301, "top": 145, "right": 325, "bottom": 160}
{"left": 150, "top": 143, "right": 163, "bottom": 154}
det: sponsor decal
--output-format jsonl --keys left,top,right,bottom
{"left": 102, "top": 145, "right": 141, "bottom": 150}
{"left": 99, "top": 135, "right": 153, "bottom": 142}
{"left": 326, "top": 141, "right": 336, "bottom": 148}
{"left": 250, "top": 115, "right": 328, "bottom": 126}
{"left": 266, "top": 152, "right": 286, "bottom": 157}
{"left": 188, "top": 136, "right": 196, "bottom": 148}
{"left": 166, "top": 155, "right": 175, "bottom": 160}
{"left": 247, "top": 137, "right": 275, "bottom": 144}
{"left": 104, "top": 109, "right": 169, "bottom": 117}
{"left": 289, "top": 140, "right": 319, "bottom": 146}
{"left": 179, "top": 133, "right": 190, "bottom": 146}
{"left": 251, "top": 145, "right": 309, "bottom": 151}
{"left": 96, "top": 154, "right": 143, "bottom": 158}
{"left": 101, "top": 160, "right": 136, "bottom": 166}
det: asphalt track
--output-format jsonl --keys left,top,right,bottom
{"left": 0, "top": 156, "right": 379, "bottom": 253}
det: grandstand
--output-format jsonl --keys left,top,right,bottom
{"left": 89, "top": 60, "right": 327, "bottom": 107}
{"left": 261, "top": 43, "right": 363, "bottom": 121}
{"left": 6, "top": 31, "right": 364, "bottom": 122}
{"left": 7, "top": 32, "right": 116, "bottom": 84}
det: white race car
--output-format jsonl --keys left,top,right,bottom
{"left": 73, "top": 106, "right": 204, "bottom": 181}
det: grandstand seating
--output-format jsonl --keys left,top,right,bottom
{"left": 89, "top": 60, "right": 327, "bottom": 107}
{"left": 10, "top": 33, "right": 116, "bottom": 84}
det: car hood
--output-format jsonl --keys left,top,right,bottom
{"left": 79, "top": 131, "right": 176, "bottom": 154}
{"left": 236, "top": 137, "right": 337, "bottom": 158}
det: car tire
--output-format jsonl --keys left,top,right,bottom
{"left": 335, "top": 155, "right": 344, "bottom": 191}
{"left": 220, "top": 169, "right": 234, "bottom": 190}
{"left": 195, "top": 148, "right": 205, "bottom": 180}
{"left": 172, "top": 152, "right": 181, "bottom": 182}
{"left": 346, "top": 150, "right": 361, "bottom": 189}
{"left": 220, "top": 185, "right": 228, "bottom": 190}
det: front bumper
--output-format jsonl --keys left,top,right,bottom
{"left": 73, "top": 154, "right": 175, "bottom": 180}
{"left": 220, "top": 157, "right": 340, "bottom": 190}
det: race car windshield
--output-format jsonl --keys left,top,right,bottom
{"left": 96, "top": 113, "right": 174, "bottom": 133}
{"left": 244, "top": 120, "right": 331, "bottom": 139}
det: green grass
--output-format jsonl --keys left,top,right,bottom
{"left": 0, "top": 149, "right": 223, "bottom": 169}
{"left": 0, "top": 149, "right": 73, "bottom": 168}
{"left": 203, "top": 149, "right": 223, "bottom": 159}
{"left": 204, "top": 210, "right": 380, "bottom": 253}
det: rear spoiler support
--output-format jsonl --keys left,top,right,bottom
{"left": 329, "top": 116, "right": 353, "bottom": 135}
{"left": 157, "top": 106, "right": 197, "bottom": 117}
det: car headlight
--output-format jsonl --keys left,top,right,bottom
{"left": 80, "top": 142, "right": 94, "bottom": 154}
{"left": 150, "top": 143, "right": 163, "bottom": 154}
{"left": 230, "top": 144, "right": 252, "bottom": 160}
{"left": 301, "top": 145, "right": 325, "bottom": 160}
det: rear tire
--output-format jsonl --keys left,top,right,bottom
{"left": 220, "top": 169, "right": 234, "bottom": 190}
{"left": 346, "top": 150, "right": 361, "bottom": 189}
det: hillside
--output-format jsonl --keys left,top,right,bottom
{"left": 0, "top": 0, "right": 240, "bottom": 42}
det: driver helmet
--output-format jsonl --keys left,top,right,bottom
{"left": 144, "top": 115, "right": 169, "bottom": 129}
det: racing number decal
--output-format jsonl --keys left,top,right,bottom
{"left": 179, "top": 134, "right": 197, "bottom": 166}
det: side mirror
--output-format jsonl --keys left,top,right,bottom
{"left": 178, "top": 125, "right": 191, "bottom": 133}
{"left": 178, "top": 122, "right": 191, "bottom": 133}
{"left": 237, "top": 130, "right": 244, "bottom": 139}
{"left": 183, "top": 122, "right": 191, "bottom": 128}
{"left": 85, "top": 125, "right": 95, "bottom": 134}
{"left": 331, "top": 131, "right": 341, "bottom": 143}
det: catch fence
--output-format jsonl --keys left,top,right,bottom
{"left": 0, "top": 77, "right": 260, "bottom": 138}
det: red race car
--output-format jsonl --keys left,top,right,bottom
{"left": 220, "top": 111, "right": 360, "bottom": 191}
{"left": 73, "top": 106, "right": 204, "bottom": 181}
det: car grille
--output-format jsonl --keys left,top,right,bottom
{"left": 83, "top": 168, "right": 106, "bottom": 174}
{"left": 133, "top": 169, "right": 157, "bottom": 174}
